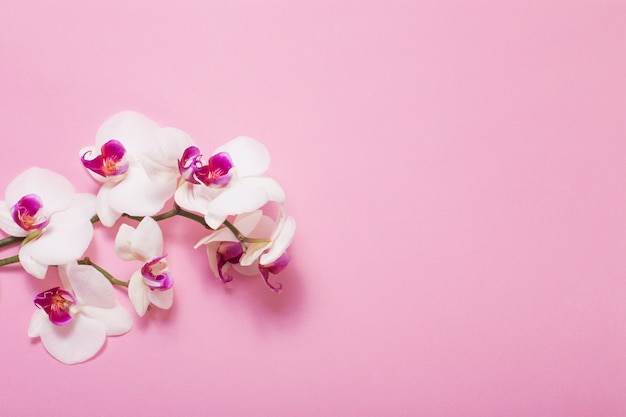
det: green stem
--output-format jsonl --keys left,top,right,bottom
{"left": 0, "top": 255, "right": 20, "bottom": 266}
{"left": 77, "top": 257, "right": 128, "bottom": 288}
{"left": 0, "top": 236, "right": 25, "bottom": 249}
{"left": 122, "top": 203, "right": 213, "bottom": 229}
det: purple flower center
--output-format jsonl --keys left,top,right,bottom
{"left": 178, "top": 146, "right": 233, "bottom": 188}
{"left": 12, "top": 194, "right": 50, "bottom": 231}
{"left": 81, "top": 139, "right": 129, "bottom": 178}
{"left": 141, "top": 254, "right": 173, "bottom": 291}
{"left": 34, "top": 287, "right": 76, "bottom": 326}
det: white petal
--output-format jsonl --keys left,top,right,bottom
{"left": 22, "top": 203, "right": 95, "bottom": 266}
{"left": 5, "top": 167, "right": 74, "bottom": 212}
{"left": 205, "top": 243, "right": 220, "bottom": 280}
{"left": 67, "top": 263, "right": 117, "bottom": 308}
{"left": 128, "top": 270, "right": 150, "bottom": 316}
{"left": 261, "top": 216, "right": 296, "bottom": 265}
{"left": 38, "top": 315, "right": 106, "bottom": 364}
{"left": 96, "top": 184, "right": 123, "bottom": 227}
{"left": 107, "top": 165, "right": 174, "bottom": 217}
{"left": 131, "top": 217, "right": 163, "bottom": 261}
{"left": 194, "top": 211, "right": 263, "bottom": 248}
{"left": 241, "top": 176, "right": 285, "bottom": 202}
{"left": 174, "top": 182, "right": 214, "bottom": 215}
{"left": 147, "top": 287, "right": 174, "bottom": 310}
{"left": 145, "top": 127, "right": 195, "bottom": 171}
{"left": 18, "top": 244, "right": 48, "bottom": 279}
{"left": 80, "top": 304, "right": 132, "bottom": 336}
{"left": 114, "top": 223, "right": 137, "bottom": 261}
{"left": 28, "top": 309, "right": 48, "bottom": 337}
{"left": 0, "top": 201, "right": 28, "bottom": 237}
{"left": 204, "top": 183, "right": 269, "bottom": 229}
{"left": 240, "top": 241, "right": 270, "bottom": 266}
{"left": 96, "top": 111, "right": 158, "bottom": 154}
{"left": 214, "top": 136, "right": 270, "bottom": 177}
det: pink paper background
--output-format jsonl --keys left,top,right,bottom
{"left": 1, "top": 1, "right": 626, "bottom": 415}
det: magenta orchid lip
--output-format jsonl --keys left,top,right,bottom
{"left": 11, "top": 194, "right": 50, "bottom": 232}
{"left": 141, "top": 254, "right": 174, "bottom": 290}
{"left": 178, "top": 146, "right": 233, "bottom": 188}
{"left": 34, "top": 287, "right": 76, "bottom": 326}
{"left": 81, "top": 139, "right": 129, "bottom": 178}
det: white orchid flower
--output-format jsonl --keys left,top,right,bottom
{"left": 28, "top": 263, "right": 132, "bottom": 364}
{"left": 174, "top": 136, "right": 285, "bottom": 229}
{"left": 195, "top": 208, "right": 295, "bottom": 292}
{"left": 81, "top": 111, "right": 195, "bottom": 227}
{"left": 115, "top": 216, "right": 174, "bottom": 316}
{"left": 0, "top": 167, "right": 96, "bottom": 279}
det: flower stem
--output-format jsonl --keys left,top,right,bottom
{"left": 0, "top": 236, "right": 25, "bottom": 249}
{"left": 77, "top": 257, "right": 129, "bottom": 288}
{"left": 122, "top": 203, "right": 213, "bottom": 229}
{"left": 0, "top": 255, "right": 19, "bottom": 266}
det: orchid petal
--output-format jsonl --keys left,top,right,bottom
{"left": 204, "top": 183, "right": 269, "bottom": 229}
{"left": 128, "top": 270, "right": 150, "bottom": 316}
{"left": 0, "top": 202, "right": 28, "bottom": 237}
{"left": 37, "top": 314, "right": 107, "bottom": 364}
{"left": 174, "top": 182, "right": 213, "bottom": 215}
{"left": 240, "top": 176, "right": 286, "bottom": 202}
{"left": 147, "top": 287, "right": 174, "bottom": 310}
{"left": 27, "top": 309, "right": 48, "bottom": 337}
{"left": 260, "top": 216, "right": 296, "bottom": 265}
{"left": 194, "top": 210, "right": 263, "bottom": 248}
{"left": 95, "top": 111, "right": 159, "bottom": 154}
{"left": 155, "top": 127, "right": 196, "bottom": 165}
{"left": 205, "top": 243, "right": 220, "bottom": 280}
{"left": 106, "top": 165, "right": 174, "bottom": 217}
{"left": 214, "top": 136, "right": 270, "bottom": 177}
{"left": 114, "top": 223, "right": 137, "bottom": 261}
{"left": 21, "top": 195, "right": 95, "bottom": 266}
{"left": 80, "top": 304, "right": 132, "bottom": 336}
{"left": 18, "top": 245, "right": 48, "bottom": 279}
{"left": 96, "top": 184, "right": 123, "bottom": 227}
{"left": 131, "top": 217, "right": 163, "bottom": 261}
{"left": 5, "top": 167, "right": 74, "bottom": 213}
{"left": 65, "top": 263, "right": 117, "bottom": 308}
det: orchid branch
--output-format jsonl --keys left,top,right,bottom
{"left": 77, "top": 257, "right": 129, "bottom": 288}
{"left": 0, "top": 236, "right": 25, "bottom": 249}
{"left": 0, "top": 255, "right": 19, "bottom": 267}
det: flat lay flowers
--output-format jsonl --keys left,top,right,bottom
{"left": 0, "top": 111, "right": 296, "bottom": 364}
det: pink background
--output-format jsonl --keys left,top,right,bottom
{"left": 1, "top": 1, "right": 626, "bottom": 415}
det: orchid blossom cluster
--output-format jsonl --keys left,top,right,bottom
{"left": 0, "top": 111, "right": 296, "bottom": 364}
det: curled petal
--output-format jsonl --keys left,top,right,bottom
{"left": 81, "top": 140, "right": 129, "bottom": 178}
{"left": 216, "top": 242, "right": 243, "bottom": 283}
{"left": 141, "top": 254, "right": 173, "bottom": 290}
{"left": 178, "top": 146, "right": 204, "bottom": 184}
{"left": 259, "top": 266, "right": 284, "bottom": 293}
